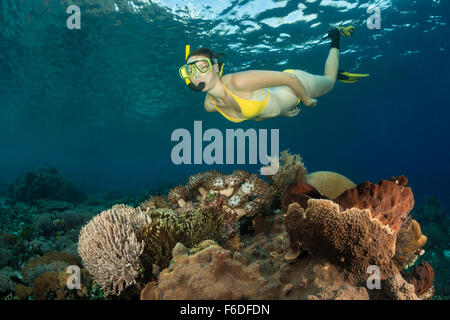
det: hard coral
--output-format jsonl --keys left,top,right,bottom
{"left": 136, "top": 206, "right": 226, "bottom": 272}
{"left": 157, "top": 170, "right": 272, "bottom": 219}
{"left": 78, "top": 204, "right": 152, "bottom": 296}
{"left": 263, "top": 149, "right": 307, "bottom": 202}
{"left": 285, "top": 200, "right": 399, "bottom": 283}
{"left": 334, "top": 176, "right": 414, "bottom": 232}
{"left": 142, "top": 242, "right": 272, "bottom": 300}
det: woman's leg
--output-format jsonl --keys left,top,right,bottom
{"left": 292, "top": 47, "right": 339, "bottom": 99}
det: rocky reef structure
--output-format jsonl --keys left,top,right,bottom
{"left": 71, "top": 155, "right": 438, "bottom": 300}
{"left": 8, "top": 166, "right": 85, "bottom": 205}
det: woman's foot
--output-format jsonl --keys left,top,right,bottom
{"left": 324, "top": 25, "right": 355, "bottom": 49}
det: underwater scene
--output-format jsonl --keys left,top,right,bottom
{"left": 0, "top": 0, "right": 449, "bottom": 302}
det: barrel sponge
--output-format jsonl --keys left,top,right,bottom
{"left": 304, "top": 171, "right": 356, "bottom": 199}
{"left": 285, "top": 199, "right": 399, "bottom": 283}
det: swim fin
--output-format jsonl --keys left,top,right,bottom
{"left": 337, "top": 70, "right": 370, "bottom": 83}
{"left": 338, "top": 25, "right": 355, "bottom": 37}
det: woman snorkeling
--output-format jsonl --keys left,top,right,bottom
{"left": 179, "top": 26, "right": 369, "bottom": 123}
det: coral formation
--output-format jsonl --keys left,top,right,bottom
{"left": 8, "top": 166, "right": 85, "bottom": 204}
{"left": 78, "top": 204, "right": 151, "bottom": 296}
{"left": 136, "top": 206, "right": 225, "bottom": 273}
{"left": 402, "top": 261, "right": 435, "bottom": 299}
{"left": 281, "top": 181, "right": 324, "bottom": 213}
{"left": 304, "top": 171, "right": 356, "bottom": 199}
{"left": 285, "top": 200, "right": 399, "bottom": 283}
{"left": 142, "top": 242, "right": 272, "bottom": 300}
{"left": 394, "top": 216, "right": 427, "bottom": 269}
{"left": 263, "top": 149, "right": 307, "bottom": 202}
{"left": 382, "top": 273, "right": 419, "bottom": 300}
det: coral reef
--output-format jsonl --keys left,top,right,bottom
{"left": 78, "top": 204, "right": 151, "bottom": 296}
{"left": 8, "top": 166, "right": 85, "bottom": 205}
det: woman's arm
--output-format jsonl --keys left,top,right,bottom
{"left": 231, "top": 70, "right": 314, "bottom": 105}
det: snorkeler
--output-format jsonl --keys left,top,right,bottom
{"left": 179, "top": 26, "right": 369, "bottom": 123}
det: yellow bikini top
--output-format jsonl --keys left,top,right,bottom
{"left": 209, "top": 83, "right": 270, "bottom": 123}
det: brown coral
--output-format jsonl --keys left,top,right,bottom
{"left": 334, "top": 178, "right": 414, "bottom": 232}
{"left": 22, "top": 251, "right": 81, "bottom": 281}
{"left": 263, "top": 149, "right": 307, "bottom": 201}
{"left": 393, "top": 217, "right": 427, "bottom": 269}
{"left": 285, "top": 200, "right": 399, "bottom": 283}
{"left": 142, "top": 242, "right": 272, "bottom": 300}
{"left": 281, "top": 181, "right": 325, "bottom": 213}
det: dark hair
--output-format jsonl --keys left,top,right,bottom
{"left": 186, "top": 47, "right": 225, "bottom": 72}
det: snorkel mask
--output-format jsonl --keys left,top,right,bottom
{"left": 180, "top": 45, "right": 224, "bottom": 91}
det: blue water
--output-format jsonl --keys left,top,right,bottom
{"left": 1, "top": 0, "right": 449, "bottom": 209}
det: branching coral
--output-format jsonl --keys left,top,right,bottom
{"left": 77, "top": 204, "right": 152, "bottom": 296}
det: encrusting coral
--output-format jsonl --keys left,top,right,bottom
{"left": 141, "top": 241, "right": 272, "bottom": 300}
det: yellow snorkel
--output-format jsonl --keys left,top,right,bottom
{"left": 183, "top": 45, "right": 224, "bottom": 91}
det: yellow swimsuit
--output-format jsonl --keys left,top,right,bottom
{"left": 209, "top": 69, "right": 301, "bottom": 123}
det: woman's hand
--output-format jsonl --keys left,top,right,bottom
{"left": 304, "top": 98, "right": 318, "bottom": 107}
